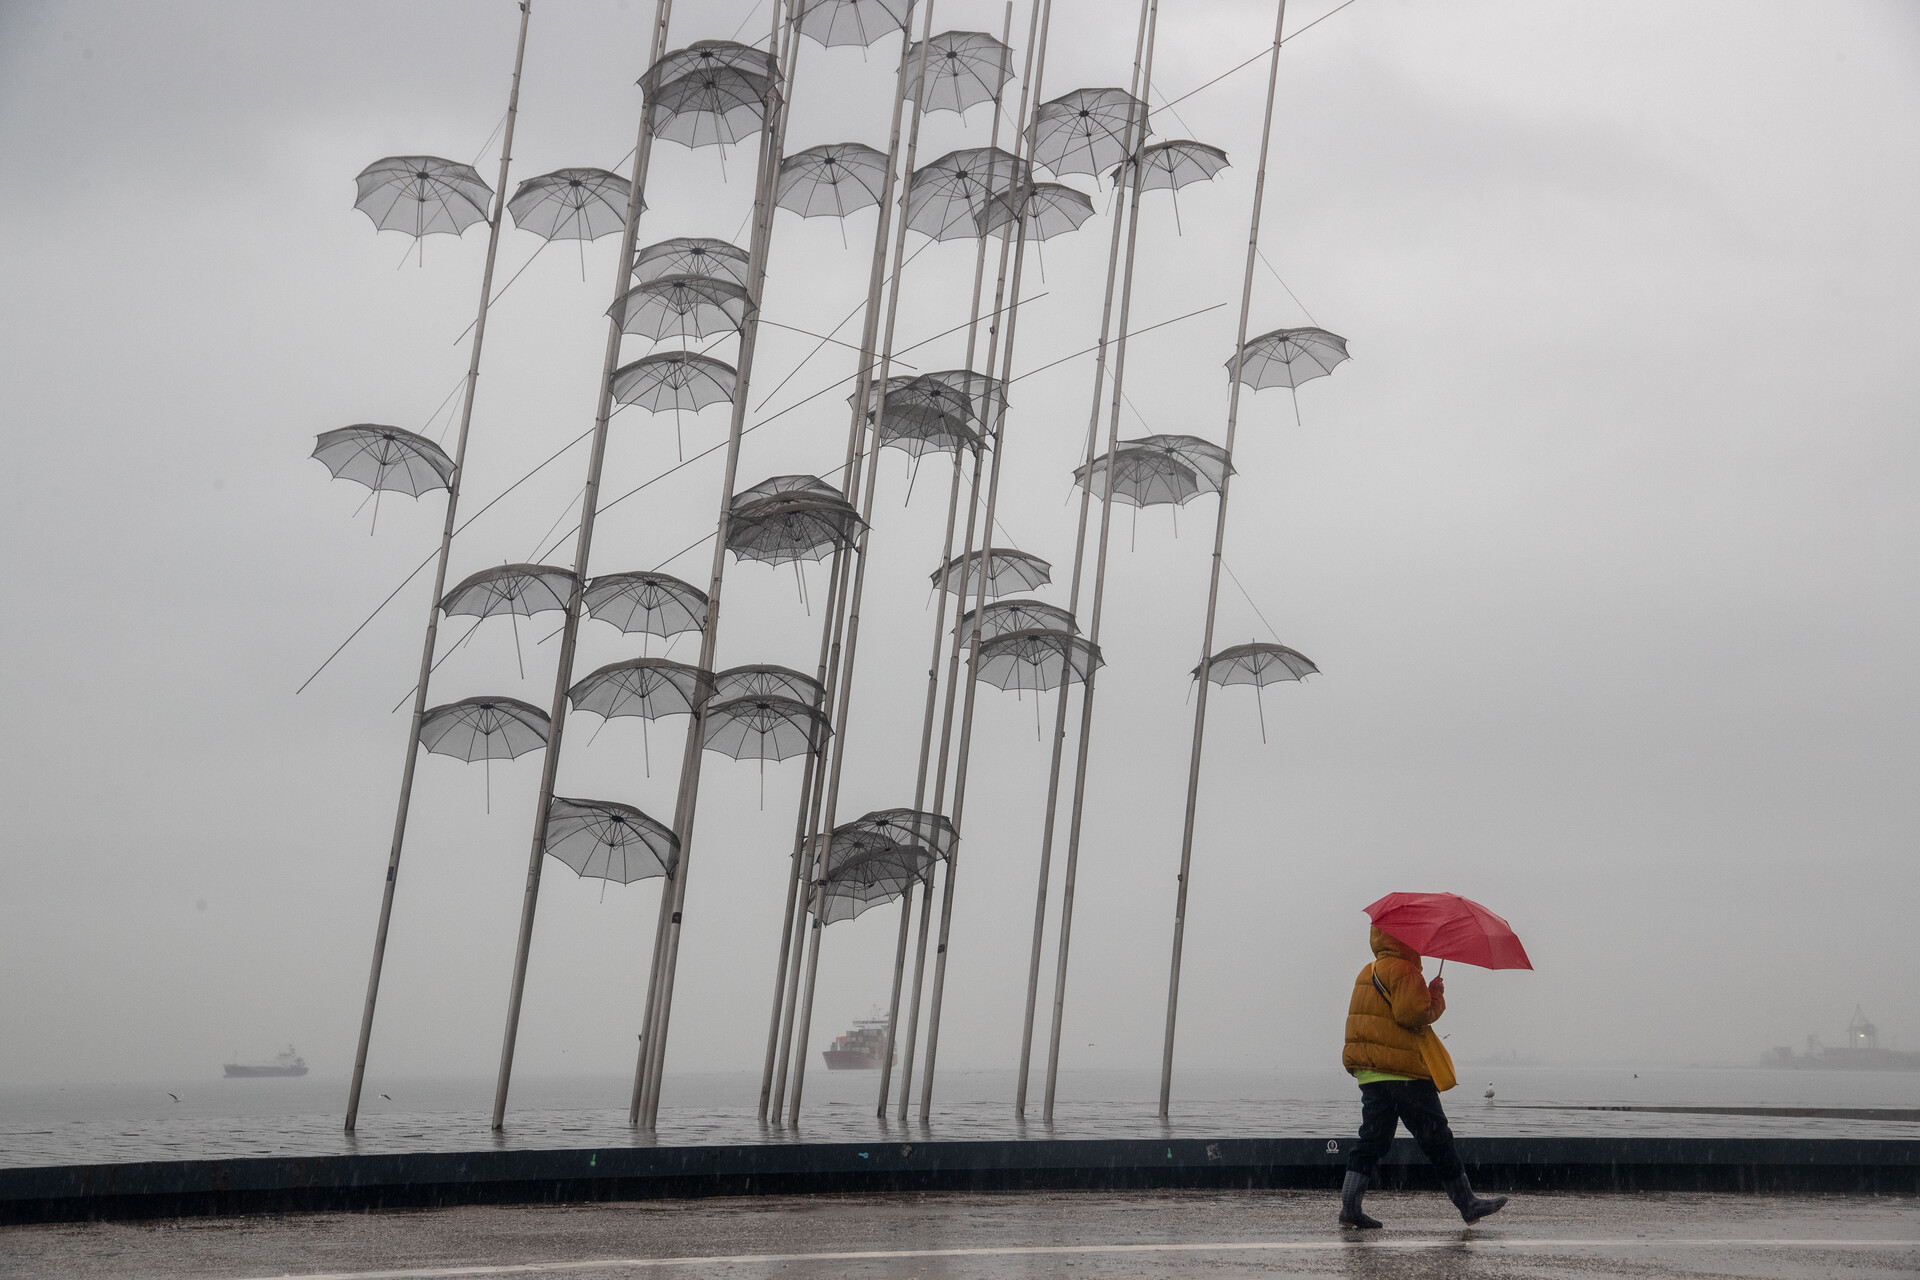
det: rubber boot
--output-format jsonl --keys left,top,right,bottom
{"left": 1443, "top": 1173, "right": 1507, "bottom": 1224}
{"left": 1338, "top": 1170, "right": 1382, "bottom": 1229}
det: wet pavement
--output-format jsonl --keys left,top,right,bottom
{"left": 4, "top": 1189, "right": 1916, "bottom": 1279}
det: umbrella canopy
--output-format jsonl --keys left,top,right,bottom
{"left": 931, "top": 547, "right": 1051, "bottom": 598}
{"left": 976, "top": 628, "right": 1104, "bottom": 693}
{"left": 418, "top": 696, "right": 549, "bottom": 761}
{"left": 980, "top": 181, "right": 1097, "bottom": 241}
{"left": 1363, "top": 892, "right": 1533, "bottom": 971}
{"left": 875, "top": 378, "right": 979, "bottom": 459}
{"left": 908, "top": 30, "right": 1016, "bottom": 115}
{"left": 843, "top": 807, "right": 958, "bottom": 859}
{"left": 959, "top": 597, "right": 1077, "bottom": 640}
{"left": 703, "top": 694, "right": 833, "bottom": 762}
{"left": 353, "top": 156, "right": 492, "bottom": 238}
{"left": 881, "top": 376, "right": 973, "bottom": 425}
{"left": 1230, "top": 326, "right": 1351, "bottom": 390}
{"left": 917, "top": 369, "right": 1007, "bottom": 435}
{"left": 1112, "top": 140, "right": 1230, "bottom": 192}
{"left": 1196, "top": 642, "right": 1317, "bottom": 687}
{"left": 568, "top": 658, "right": 712, "bottom": 721}
{"left": 545, "top": 796, "right": 678, "bottom": 884}
{"left": 795, "top": 0, "right": 911, "bottom": 48}
{"left": 848, "top": 374, "right": 922, "bottom": 421}
{"left": 878, "top": 403, "right": 978, "bottom": 459}
{"left": 607, "top": 274, "right": 753, "bottom": 341}
{"left": 1136, "top": 433, "right": 1234, "bottom": 489}
{"left": 905, "top": 146, "right": 1028, "bottom": 242}
{"left": 507, "top": 168, "right": 633, "bottom": 241}
{"left": 1076, "top": 435, "right": 1232, "bottom": 508}
{"left": 610, "top": 351, "right": 738, "bottom": 414}
{"left": 1194, "top": 640, "right": 1314, "bottom": 745}
{"left": 440, "top": 563, "right": 575, "bottom": 618}
{"left": 311, "top": 425, "right": 454, "bottom": 497}
{"left": 814, "top": 829, "right": 936, "bottom": 924}
{"left": 582, "top": 570, "right": 707, "bottom": 639}
{"left": 1075, "top": 446, "right": 1194, "bottom": 508}
{"left": 777, "top": 142, "right": 890, "bottom": 219}
{"left": 1029, "top": 88, "right": 1149, "bottom": 178}
{"left": 726, "top": 492, "right": 866, "bottom": 566}
{"left": 640, "top": 39, "right": 778, "bottom": 92}
{"left": 736, "top": 474, "right": 845, "bottom": 504}
{"left": 632, "top": 236, "right": 751, "bottom": 288}
{"left": 649, "top": 66, "right": 773, "bottom": 149}
{"left": 713, "top": 663, "right": 826, "bottom": 708}
{"left": 815, "top": 854, "right": 927, "bottom": 923}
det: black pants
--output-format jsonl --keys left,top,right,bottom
{"left": 1345, "top": 1079, "right": 1464, "bottom": 1181}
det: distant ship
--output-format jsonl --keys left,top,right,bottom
{"left": 223, "top": 1045, "right": 309, "bottom": 1078}
{"left": 1763, "top": 1008, "right": 1920, "bottom": 1072}
{"left": 822, "top": 1012, "right": 893, "bottom": 1071}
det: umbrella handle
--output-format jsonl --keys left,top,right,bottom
{"left": 1437, "top": 958, "right": 1445, "bottom": 978}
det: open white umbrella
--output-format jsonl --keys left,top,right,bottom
{"left": 418, "top": 695, "right": 549, "bottom": 810}
{"left": 353, "top": 155, "right": 492, "bottom": 239}
{"left": 545, "top": 797, "right": 678, "bottom": 886}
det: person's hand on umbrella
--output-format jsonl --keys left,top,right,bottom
{"left": 1429, "top": 975, "right": 1445, "bottom": 1000}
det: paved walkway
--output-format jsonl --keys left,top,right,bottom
{"left": 5, "top": 1189, "right": 1916, "bottom": 1278}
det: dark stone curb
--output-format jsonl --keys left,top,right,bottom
{"left": 3, "top": 1136, "right": 1915, "bottom": 1223}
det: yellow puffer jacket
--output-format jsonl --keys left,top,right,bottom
{"left": 1342, "top": 926, "right": 1445, "bottom": 1079}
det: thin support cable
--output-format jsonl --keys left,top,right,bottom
{"left": 1219, "top": 556, "right": 1285, "bottom": 644}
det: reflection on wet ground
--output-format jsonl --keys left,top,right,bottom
{"left": 4, "top": 1189, "right": 1918, "bottom": 1280}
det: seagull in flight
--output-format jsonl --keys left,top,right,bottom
{"left": 167, "top": 1093, "right": 180, "bottom": 1103}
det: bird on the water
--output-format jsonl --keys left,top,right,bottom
{"left": 1483, "top": 1083, "right": 1495, "bottom": 1100}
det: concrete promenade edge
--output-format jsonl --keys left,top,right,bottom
{"left": 4, "top": 1135, "right": 1917, "bottom": 1223}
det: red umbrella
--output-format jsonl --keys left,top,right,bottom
{"left": 1364, "top": 892, "right": 1533, "bottom": 971}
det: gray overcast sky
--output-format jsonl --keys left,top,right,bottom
{"left": 1, "top": 0, "right": 1916, "bottom": 1092}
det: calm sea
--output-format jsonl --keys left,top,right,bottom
{"left": 4, "top": 1065, "right": 1916, "bottom": 1170}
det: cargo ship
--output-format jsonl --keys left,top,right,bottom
{"left": 1762, "top": 1009, "right": 1920, "bottom": 1072}
{"left": 223, "top": 1045, "right": 309, "bottom": 1078}
{"left": 822, "top": 1012, "right": 893, "bottom": 1070}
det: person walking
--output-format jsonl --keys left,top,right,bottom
{"left": 1338, "top": 924, "right": 1508, "bottom": 1229}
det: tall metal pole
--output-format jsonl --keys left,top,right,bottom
{"left": 345, "top": 0, "right": 533, "bottom": 1134}
{"left": 911, "top": 1, "right": 1060, "bottom": 1125}
{"left": 1159, "top": 0, "right": 1290, "bottom": 1118}
{"left": 784, "top": 0, "right": 941, "bottom": 1126}
{"left": 1041, "top": 0, "right": 1162, "bottom": 1125}
{"left": 753, "top": 586, "right": 836, "bottom": 1123}
{"left": 874, "top": 0, "right": 1016, "bottom": 1122}
{"left": 489, "top": 0, "right": 671, "bottom": 1133}
{"left": 636, "top": 0, "right": 799, "bottom": 1130}
{"left": 643, "top": 9, "right": 802, "bottom": 1129}
{"left": 892, "top": 0, "right": 1050, "bottom": 1124}
{"left": 756, "top": 0, "right": 921, "bottom": 1128}
{"left": 1013, "top": 0, "right": 1154, "bottom": 1118}
{"left": 767, "top": 547, "right": 854, "bottom": 1120}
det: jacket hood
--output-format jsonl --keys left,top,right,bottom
{"left": 1370, "top": 925, "right": 1422, "bottom": 967}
